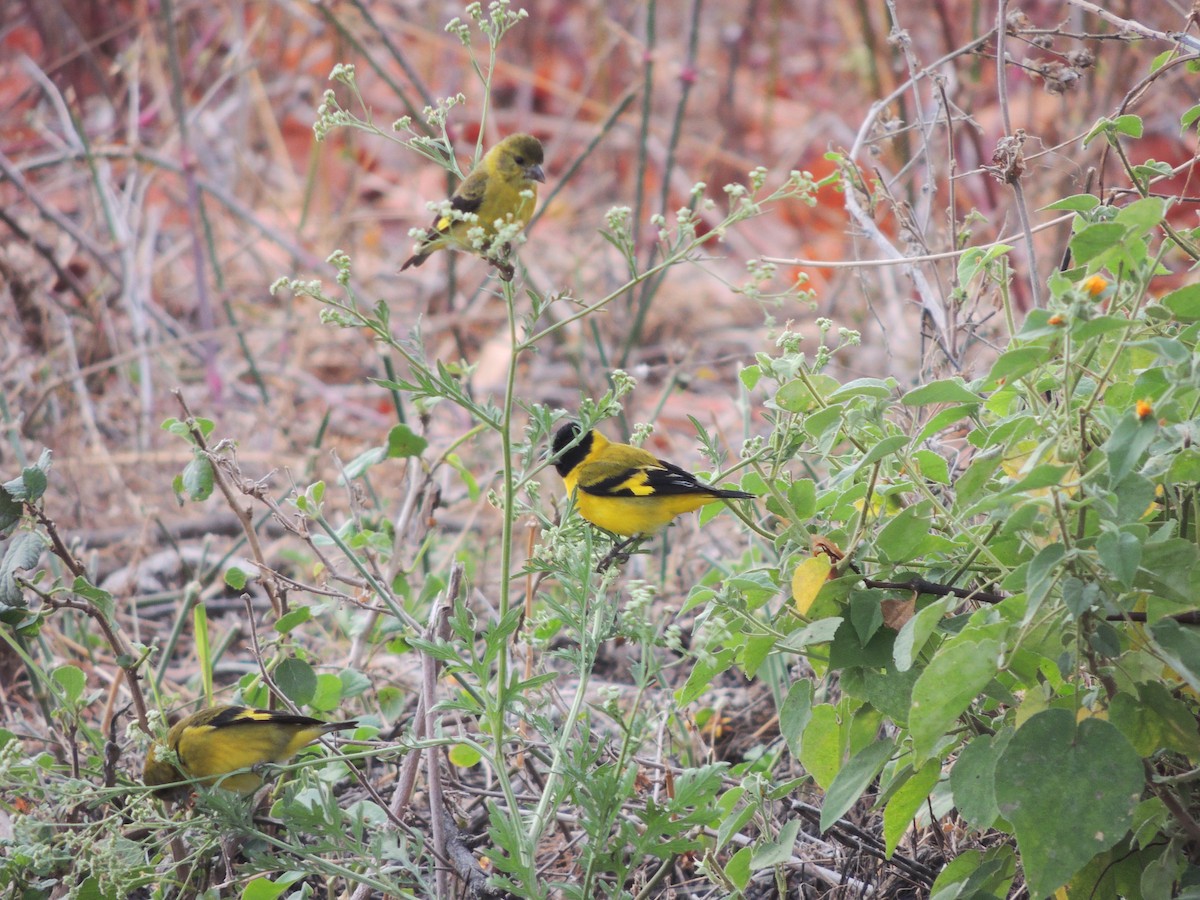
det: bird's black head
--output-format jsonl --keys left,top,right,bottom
{"left": 551, "top": 422, "right": 591, "bottom": 477}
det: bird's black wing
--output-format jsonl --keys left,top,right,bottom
{"left": 209, "top": 708, "right": 323, "bottom": 729}
{"left": 449, "top": 169, "right": 488, "bottom": 216}
{"left": 647, "top": 459, "right": 754, "bottom": 499}
{"left": 580, "top": 460, "right": 706, "bottom": 498}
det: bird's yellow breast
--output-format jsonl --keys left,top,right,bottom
{"left": 172, "top": 720, "right": 331, "bottom": 794}
{"left": 571, "top": 488, "right": 722, "bottom": 536}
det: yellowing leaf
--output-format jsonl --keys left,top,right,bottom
{"left": 448, "top": 743, "right": 482, "bottom": 767}
{"left": 792, "top": 556, "right": 832, "bottom": 616}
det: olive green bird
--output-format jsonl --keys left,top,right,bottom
{"left": 401, "top": 133, "right": 545, "bottom": 281}
{"left": 142, "top": 705, "right": 357, "bottom": 800}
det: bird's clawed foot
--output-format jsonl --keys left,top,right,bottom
{"left": 489, "top": 243, "right": 516, "bottom": 281}
{"left": 596, "top": 535, "right": 645, "bottom": 573}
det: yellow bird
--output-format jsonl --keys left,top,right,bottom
{"left": 551, "top": 423, "right": 754, "bottom": 541}
{"left": 142, "top": 705, "right": 357, "bottom": 799}
{"left": 400, "top": 133, "right": 545, "bottom": 281}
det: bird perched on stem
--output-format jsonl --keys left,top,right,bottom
{"left": 551, "top": 422, "right": 754, "bottom": 569}
{"left": 400, "top": 133, "right": 545, "bottom": 282}
{"left": 142, "top": 705, "right": 357, "bottom": 800}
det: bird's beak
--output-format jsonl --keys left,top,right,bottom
{"left": 527, "top": 164, "right": 546, "bottom": 184}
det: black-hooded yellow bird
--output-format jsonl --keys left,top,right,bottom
{"left": 400, "top": 133, "right": 545, "bottom": 281}
{"left": 143, "top": 705, "right": 357, "bottom": 799}
{"left": 551, "top": 422, "right": 754, "bottom": 538}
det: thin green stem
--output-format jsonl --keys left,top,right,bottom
{"left": 492, "top": 274, "right": 534, "bottom": 875}
{"left": 631, "top": 0, "right": 656, "bottom": 255}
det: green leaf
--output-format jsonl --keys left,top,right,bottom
{"left": 0, "top": 531, "right": 46, "bottom": 610}
{"left": 984, "top": 346, "right": 1049, "bottom": 388}
{"left": 819, "top": 738, "right": 896, "bottom": 832}
{"left": 53, "top": 664, "right": 87, "bottom": 705}
{"left": 777, "top": 616, "right": 842, "bottom": 652}
{"left": 338, "top": 668, "right": 371, "bottom": 699}
{"left": 910, "top": 638, "right": 1000, "bottom": 762}
{"left": 876, "top": 505, "right": 931, "bottom": 564}
{"left": 950, "top": 729, "right": 1013, "bottom": 831}
{"left": 0, "top": 448, "right": 52, "bottom": 511}
{"left": 71, "top": 577, "right": 116, "bottom": 620}
{"left": 995, "top": 710, "right": 1142, "bottom": 900}
{"left": 180, "top": 454, "right": 214, "bottom": 501}
{"left": 1112, "top": 114, "right": 1144, "bottom": 138}
{"left": 779, "top": 680, "right": 813, "bottom": 757}
{"left": 241, "top": 874, "right": 302, "bottom": 900}
{"left": 849, "top": 593, "right": 884, "bottom": 645}
{"left": 448, "top": 743, "right": 482, "bottom": 767}
{"left": 1139, "top": 538, "right": 1198, "bottom": 608}
{"left": 341, "top": 446, "right": 385, "bottom": 480}
{"left": 1043, "top": 194, "right": 1100, "bottom": 212}
{"left": 725, "top": 846, "right": 752, "bottom": 890}
{"left": 828, "top": 378, "right": 894, "bottom": 402}
{"left": 861, "top": 434, "right": 908, "bottom": 467}
{"left": 776, "top": 373, "right": 840, "bottom": 413}
{"left": 828, "top": 615, "right": 895, "bottom": 669}
{"left": 274, "top": 658, "right": 317, "bottom": 706}
{"left": 1111, "top": 473, "right": 1155, "bottom": 525}
{"left": 309, "top": 673, "right": 344, "bottom": 712}
{"left": 916, "top": 404, "right": 977, "bottom": 443}
{"left": 717, "top": 790, "right": 756, "bottom": 851}
{"left": 1070, "top": 222, "right": 1128, "bottom": 265}
{"left": 19, "top": 466, "right": 48, "bottom": 504}
{"left": 929, "top": 845, "right": 1017, "bottom": 900}
{"left": 800, "top": 705, "right": 840, "bottom": 790}
{"left": 1095, "top": 529, "right": 1141, "bottom": 588}
{"left": 901, "top": 378, "right": 981, "bottom": 406}
{"left": 0, "top": 486, "right": 21, "bottom": 534}
{"left": 955, "top": 454, "right": 1002, "bottom": 505}
{"left": 224, "top": 566, "right": 248, "bottom": 590}
{"left": 74, "top": 877, "right": 116, "bottom": 900}
{"left": 956, "top": 244, "right": 1013, "bottom": 286}
{"left": 1103, "top": 413, "right": 1158, "bottom": 482}
{"left": 750, "top": 818, "right": 802, "bottom": 870}
{"left": 787, "top": 479, "right": 816, "bottom": 519}
{"left": 1071, "top": 314, "right": 1134, "bottom": 341}
{"left": 1149, "top": 619, "right": 1200, "bottom": 693}
{"left": 853, "top": 667, "right": 919, "bottom": 725}
{"left": 1114, "top": 196, "right": 1164, "bottom": 234}
{"left": 676, "top": 649, "right": 735, "bottom": 706}
{"left": 1008, "top": 464, "right": 1073, "bottom": 493}
{"left": 1168, "top": 448, "right": 1200, "bottom": 483}
{"left": 445, "top": 453, "right": 480, "bottom": 501}
{"left": 274, "top": 606, "right": 312, "bottom": 634}
{"left": 894, "top": 596, "right": 954, "bottom": 672}
{"left": 1062, "top": 577, "right": 1100, "bottom": 620}
{"left": 378, "top": 686, "right": 406, "bottom": 721}
{"left": 912, "top": 449, "right": 950, "bottom": 485}
{"left": 385, "top": 424, "right": 428, "bottom": 458}
{"left": 740, "top": 632, "right": 775, "bottom": 678}
{"left": 1180, "top": 103, "right": 1200, "bottom": 132}
{"left": 883, "top": 761, "right": 941, "bottom": 857}
{"left": 1026, "top": 543, "right": 1066, "bottom": 615}
{"left": 1161, "top": 283, "right": 1200, "bottom": 323}
{"left": 1110, "top": 682, "right": 1200, "bottom": 758}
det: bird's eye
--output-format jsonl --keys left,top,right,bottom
{"left": 515, "top": 156, "right": 525, "bottom": 165}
